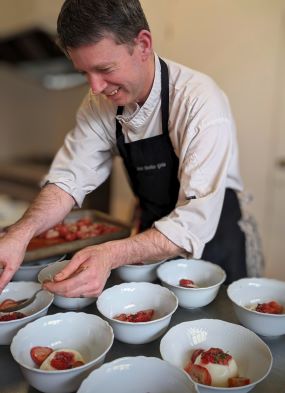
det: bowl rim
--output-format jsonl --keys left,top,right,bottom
{"left": 18, "top": 254, "right": 67, "bottom": 270}
{"left": 157, "top": 259, "right": 226, "bottom": 290}
{"left": 10, "top": 311, "right": 114, "bottom": 374}
{"left": 0, "top": 282, "right": 54, "bottom": 324}
{"left": 78, "top": 355, "right": 194, "bottom": 391}
{"left": 227, "top": 277, "right": 285, "bottom": 317}
{"left": 160, "top": 318, "right": 273, "bottom": 390}
{"left": 118, "top": 259, "right": 166, "bottom": 269}
{"left": 97, "top": 282, "right": 178, "bottom": 325}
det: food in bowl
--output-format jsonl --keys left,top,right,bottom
{"left": 0, "top": 298, "right": 23, "bottom": 311}
{"left": 227, "top": 278, "right": 285, "bottom": 337}
{"left": 114, "top": 309, "right": 154, "bottom": 322}
{"left": 97, "top": 282, "right": 178, "bottom": 344}
{"left": 179, "top": 278, "right": 198, "bottom": 288}
{"left": 157, "top": 259, "right": 226, "bottom": 308}
{"left": 160, "top": 319, "right": 273, "bottom": 393}
{"left": 0, "top": 312, "right": 26, "bottom": 321}
{"left": 30, "top": 346, "right": 85, "bottom": 370}
{"left": 247, "top": 300, "right": 283, "bottom": 314}
{"left": 184, "top": 347, "right": 250, "bottom": 388}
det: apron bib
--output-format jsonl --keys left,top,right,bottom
{"left": 115, "top": 58, "right": 246, "bottom": 283}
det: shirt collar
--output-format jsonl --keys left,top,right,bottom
{"left": 116, "top": 53, "right": 161, "bottom": 128}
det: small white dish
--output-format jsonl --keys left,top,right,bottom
{"left": 0, "top": 282, "right": 53, "bottom": 345}
{"left": 97, "top": 282, "right": 178, "bottom": 344}
{"left": 227, "top": 277, "right": 285, "bottom": 337}
{"left": 160, "top": 319, "right": 272, "bottom": 393}
{"left": 157, "top": 258, "right": 226, "bottom": 308}
{"left": 38, "top": 260, "right": 96, "bottom": 310}
{"left": 116, "top": 259, "right": 165, "bottom": 282}
{"left": 77, "top": 356, "right": 196, "bottom": 393}
{"left": 13, "top": 255, "right": 66, "bottom": 282}
{"left": 10, "top": 312, "right": 114, "bottom": 393}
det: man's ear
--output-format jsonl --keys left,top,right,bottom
{"left": 134, "top": 29, "right": 153, "bottom": 60}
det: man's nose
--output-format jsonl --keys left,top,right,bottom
{"left": 89, "top": 74, "right": 107, "bottom": 95}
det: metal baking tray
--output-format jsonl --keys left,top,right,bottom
{"left": 23, "top": 209, "right": 131, "bottom": 263}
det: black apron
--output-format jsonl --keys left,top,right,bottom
{"left": 115, "top": 58, "right": 246, "bottom": 283}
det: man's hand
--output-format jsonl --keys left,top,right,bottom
{"left": 43, "top": 243, "right": 113, "bottom": 297}
{"left": 43, "top": 228, "right": 183, "bottom": 298}
{"left": 0, "top": 234, "right": 27, "bottom": 292}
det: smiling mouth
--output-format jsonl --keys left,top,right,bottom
{"left": 106, "top": 88, "right": 120, "bottom": 96}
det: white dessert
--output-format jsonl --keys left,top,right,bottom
{"left": 194, "top": 353, "right": 238, "bottom": 387}
{"left": 40, "top": 348, "right": 85, "bottom": 371}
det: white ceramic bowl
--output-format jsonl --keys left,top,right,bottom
{"left": 0, "top": 282, "right": 53, "bottom": 345}
{"left": 10, "top": 312, "right": 114, "bottom": 393}
{"left": 12, "top": 254, "right": 66, "bottom": 282}
{"left": 157, "top": 258, "right": 226, "bottom": 308}
{"left": 116, "top": 259, "right": 165, "bottom": 282}
{"left": 97, "top": 282, "right": 178, "bottom": 344}
{"left": 227, "top": 277, "right": 285, "bottom": 337}
{"left": 38, "top": 260, "right": 96, "bottom": 310}
{"left": 160, "top": 319, "right": 272, "bottom": 393}
{"left": 77, "top": 356, "right": 196, "bottom": 393}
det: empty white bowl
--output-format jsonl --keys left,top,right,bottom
{"left": 0, "top": 282, "right": 53, "bottom": 345}
{"left": 227, "top": 277, "right": 285, "bottom": 337}
{"left": 160, "top": 319, "right": 272, "bottom": 393}
{"left": 116, "top": 259, "right": 165, "bottom": 282}
{"left": 97, "top": 282, "right": 178, "bottom": 344}
{"left": 10, "top": 312, "right": 114, "bottom": 393}
{"left": 38, "top": 260, "right": 96, "bottom": 310}
{"left": 77, "top": 356, "right": 196, "bottom": 393}
{"left": 157, "top": 258, "right": 226, "bottom": 308}
{"left": 13, "top": 254, "right": 66, "bottom": 282}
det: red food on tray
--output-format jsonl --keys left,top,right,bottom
{"left": 27, "top": 218, "right": 119, "bottom": 250}
{"left": 0, "top": 312, "right": 26, "bottom": 322}
{"left": 255, "top": 300, "right": 283, "bottom": 314}
{"left": 114, "top": 309, "right": 154, "bottom": 323}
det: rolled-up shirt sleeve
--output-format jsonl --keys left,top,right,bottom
{"left": 42, "top": 95, "right": 114, "bottom": 207}
{"left": 155, "top": 86, "right": 235, "bottom": 258}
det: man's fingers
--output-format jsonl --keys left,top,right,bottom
{"left": 53, "top": 254, "right": 87, "bottom": 282}
{"left": 0, "top": 267, "right": 15, "bottom": 293}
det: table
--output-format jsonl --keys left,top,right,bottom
{"left": 1, "top": 283, "right": 284, "bottom": 393}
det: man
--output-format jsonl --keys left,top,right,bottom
{"left": 0, "top": 0, "right": 246, "bottom": 297}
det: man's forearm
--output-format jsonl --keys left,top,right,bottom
{"left": 7, "top": 184, "right": 75, "bottom": 244}
{"left": 108, "top": 227, "right": 184, "bottom": 269}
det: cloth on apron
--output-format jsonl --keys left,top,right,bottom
{"left": 115, "top": 58, "right": 247, "bottom": 283}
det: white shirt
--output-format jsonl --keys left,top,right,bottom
{"left": 44, "top": 53, "right": 243, "bottom": 258}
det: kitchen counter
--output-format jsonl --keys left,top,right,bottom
{"left": 1, "top": 282, "right": 284, "bottom": 393}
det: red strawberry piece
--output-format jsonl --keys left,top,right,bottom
{"left": 114, "top": 313, "right": 128, "bottom": 321}
{"left": 30, "top": 346, "right": 53, "bottom": 366}
{"left": 186, "top": 363, "right": 212, "bottom": 385}
{"left": 228, "top": 377, "right": 251, "bottom": 387}
{"left": 132, "top": 309, "right": 154, "bottom": 322}
{"left": 50, "top": 351, "right": 75, "bottom": 370}
{"left": 201, "top": 347, "right": 232, "bottom": 365}
{"left": 179, "top": 279, "right": 196, "bottom": 288}
{"left": 191, "top": 349, "right": 205, "bottom": 363}
{"left": 0, "top": 299, "right": 18, "bottom": 311}
{"left": 0, "top": 312, "right": 26, "bottom": 322}
{"left": 256, "top": 301, "right": 283, "bottom": 314}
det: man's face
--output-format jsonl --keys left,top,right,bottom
{"left": 68, "top": 33, "right": 154, "bottom": 106}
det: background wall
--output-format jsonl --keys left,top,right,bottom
{"left": 0, "top": 0, "right": 284, "bottom": 278}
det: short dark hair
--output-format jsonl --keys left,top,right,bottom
{"left": 57, "top": 0, "right": 150, "bottom": 52}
